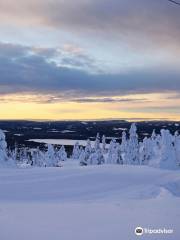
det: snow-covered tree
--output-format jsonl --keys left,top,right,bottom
{"left": 79, "top": 149, "right": 87, "bottom": 166}
{"left": 79, "top": 140, "right": 93, "bottom": 166}
{"left": 44, "top": 144, "right": 57, "bottom": 167}
{"left": 57, "top": 145, "right": 67, "bottom": 163}
{"left": 97, "top": 149, "right": 105, "bottom": 165}
{"left": 88, "top": 149, "right": 104, "bottom": 165}
{"left": 0, "top": 130, "right": 8, "bottom": 164}
{"left": 139, "top": 137, "right": 153, "bottom": 165}
{"left": 106, "top": 138, "right": 117, "bottom": 164}
{"left": 19, "top": 148, "right": 30, "bottom": 165}
{"left": 159, "top": 130, "right": 177, "bottom": 169}
{"left": 149, "top": 130, "right": 162, "bottom": 166}
{"left": 126, "top": 123, "right": 139, "bottom": 165}
{"left": 72, "top": 141, "right": 80, "bottom": 159}
{"left": 102, "top": 135, "right": 107, "bottom": 153}
{"left": 8, "top": 146, "right": 17, "bottom": 163}
{"left": 174, "top": 131, "right": 180, "bottom": 166}
{"left": 151, "top": 129, "right": 156, "bottom": 141}
{"left": 113, "top": 143, "right": 123, "bottom": 164}
{"left": 31, "top": 149, "right": 39, "bottom": 166}
{"left": 31, "top": 148, "right": 45, "bottom": 167}
{"left": 85, "top": 139, "right": 92, "bottom": 159}
{"left": 0, "top": 130, "right": 16, "bottom": 167}
{"left": 94, "top": 133, "right": 100, "bottom": 151}
{"left": 120, "top": 131, "right": 128, "bottom": 164}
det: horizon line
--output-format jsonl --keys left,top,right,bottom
{"left": 0, "top": 117, "right": 179, "bottom": 122}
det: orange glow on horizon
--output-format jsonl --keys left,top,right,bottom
{"left": 0, "top": 92, "right": 180, "bottom": 121}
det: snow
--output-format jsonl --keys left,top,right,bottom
{"left": 1, "top": 124, "right": 180, "bottom": 239}
{"left": 0, "top": 161, "right": 180, "bottom": 240}
{"left": 48, "top": 130, "right": 60, "bottom": 133}
{"left": 142, "top": 133, "right": 149, "bottom": 136}
{"left": 2, "top": 130, "right": 9, "bottom": 133}
{"left": 113, "top": 127, "right": 127, "bottom": 131}
{"left": 47, "top": 130, "right": 76, "bottom": 133}
{"left": 6, "top": 123, "right": 180, "bottom": 170}
{"left": 81, "top": 121, "right": 88, "bottom": 125}
{"left": 106, "top": 136, "right": 119, "bottom": 140}
{"left": 61, "top": 130, "right": 76, "bottom": 133}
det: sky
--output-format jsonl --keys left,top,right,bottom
{"left": 0, "top": 0, "right": 180, "bottom": 120}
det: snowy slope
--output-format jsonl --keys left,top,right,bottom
{"left": 0, "top": 161, "right": 180, "bottom": 240}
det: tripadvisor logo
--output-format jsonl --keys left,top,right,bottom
{"left": 135, "top": 227, "right": 143, "bottom": 236}
{"left": 135, "top": 226, "right": 174, "bottom": 236}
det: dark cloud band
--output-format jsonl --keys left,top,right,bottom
{"left": 0, "top": 42, "right": 180, "bottom": 98}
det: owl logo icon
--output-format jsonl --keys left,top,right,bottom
{"left": 135, "top": 227, "right": 143, "bottom": 236}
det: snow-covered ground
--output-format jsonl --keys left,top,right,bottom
{"left": 0, "top": 161, "right": 180, "bottom": 240}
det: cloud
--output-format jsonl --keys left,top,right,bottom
{"left": 0, "top": 42, "right": 180, "bottom": 99}
{"left": 166, "top": 93, "right": 180, "bottom": 99}
{"left": 70, "top": 97, "right": 149, "bottom": 103}
{"left": 1, "top": 0, "right": 180, "bottom": 54}
{"left": 124, "top": 106, "right": 180, "bottom": 114}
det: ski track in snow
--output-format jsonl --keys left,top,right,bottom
{"left": 0, "top": 163, "right": 179, "bottom": 202}
{"left": 0, "top": 162, "right": 180, "bottom": 240}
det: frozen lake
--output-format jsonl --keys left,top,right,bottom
{"left": 28, "top": 139, "right": 98, "bottom": 146}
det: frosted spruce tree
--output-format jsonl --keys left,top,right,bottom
{"left": 102, "top": 135, "right": 107, "bottom": 153}
{"left": 72, "top": 141, "right": 80, "bottom": 160}
{"left": 85, "top": 139, "right": 92, "bottom": 160}
{"left": 0, "top": 129, "right": 16, "bottom": 167}
{"left": 8, "top": 146, "right": 17, "bottom": 164}
{"left": 0, "top": 130, "right": 8, "bottom": 165}
{"left": 19, "top": 148, "right": 30, "bottom": 165}
{"left": 120, "top": 131, "right": 128, "bottom": 164}
{"left": 107, "top": 138, "right": 117, "bottom": 164}
{"left": 113, "top": 143, "right": 123, "bottom": 164}
{"left": 158, "top": 130, "right": 177, "bottom": 169}
{"left": 96, "top": 149, "right": 105, "bottom": 165}
{"left": 149, "top": 131, "right": 162, "bottom": 168}
{"left": 150, "top": 130, "right": 159, "bottom": 159}
{"left": 174, "top": 131, "right": 180, "bottom": 166}
{"left": 126, "top": 123, "right": 139, "bottom": 165}
{"left": 94, "top": 133, "right": 100, "bottom": 151}
{"left": 31, "top": 148, "right": 45, "bottom": 167}
{"left": 139, "top": 137, "right": 153, "bottom": 165}
{"left": 57, "top": 145, "right": 67, "bottom": 162}
{"left": 88, "top": 148, "right": 104, "bottom": 165}
{"left": 44, "top": 144, "right": 57, "bottom": 167}
{"left": 38, "top": 150, "right": 46, "bottom": 167}
{"left": 151, "top": 129, "right": 156, "bottom": 142}
{"left": 79, "top": 139, "right": 92, "bottom": 166}
{"left": 79, "top": 149, "right": 87, "bottom": 166}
